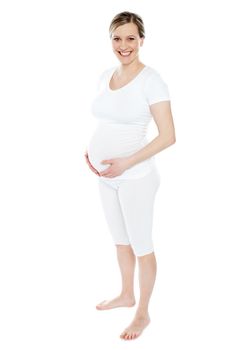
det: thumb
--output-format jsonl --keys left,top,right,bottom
{"left": 101, "top": 159, "right": 112, "bottom": 164}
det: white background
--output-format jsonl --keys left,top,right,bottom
{"left": 0, "top": 0, "right": 250, "bottom": 349}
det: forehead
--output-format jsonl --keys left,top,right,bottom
{"left": 112, "top": 22, "right": 139, "bottom": 37}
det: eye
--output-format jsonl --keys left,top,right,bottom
{"left": 129, "top": 38, "right": 135, "bottom": 40}
{"left": 113, "top": 38, "right": 119, "bottom": 41}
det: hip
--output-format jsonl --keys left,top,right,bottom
{"left": 98, "top": 161, "right": 160, "bottom": 190}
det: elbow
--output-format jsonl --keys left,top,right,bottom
{"left": 170, "top": 134, "right": 176, "bottom": 144}
{"left": 162, "top": 136, "right": 176, "bottom": 148}
{"left": 168, "top": 138, "right": 176, "bottom": 148}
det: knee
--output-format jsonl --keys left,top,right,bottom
{"left": 116, "top": 244, "right": 134, "bottom": 253}
{"left": 115, "top": 240, "right": 154, "bottom": 257}
{"left": 132, "top": 246, "right": 155, "bottom": 257}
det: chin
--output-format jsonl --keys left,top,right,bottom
{"left": 116, "top": 54, "right": 136, "bottom": 63}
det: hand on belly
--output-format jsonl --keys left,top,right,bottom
{"left": 84, "top": 151, "right": 100, "bottom": 176}
{"left": 98, "top": 157, "right": 132, "bottom": 178}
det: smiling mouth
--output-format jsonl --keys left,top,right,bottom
{"left": 118, "top": 51, "right": 132, "bottom": 57}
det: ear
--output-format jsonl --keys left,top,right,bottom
{"left": 140, "top": 37, "right": 144, "bottom": 46}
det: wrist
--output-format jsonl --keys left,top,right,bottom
{"left": 125, "top": 155, "right": 135, "bottom": 169}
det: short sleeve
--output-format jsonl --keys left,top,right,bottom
{"left": 144, "top": 71, "right": 170, "bottom": 105}
{"left": 96, "top": 66, "right": 115, "bottom": 92}
{"left": 96, "top": 70, "right": 107, "bottom": 91}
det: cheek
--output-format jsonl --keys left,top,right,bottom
{"left": 112, "top": 42, "right": 118, "bottom": 50}
{"left": 131, "top": 42, "right": 140, "bottom": 50}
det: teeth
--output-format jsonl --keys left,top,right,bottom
{"left": 120, "top": 51, "right": 131, "bottom": 56}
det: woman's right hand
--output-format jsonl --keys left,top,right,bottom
{"left": 84, "top": 151, "right": 100, "bottom": 176}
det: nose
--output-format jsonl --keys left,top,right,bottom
{"left": 119, "top": 40, "right": 129, "bottom": 50}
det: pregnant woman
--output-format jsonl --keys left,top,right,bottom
{"left": 85, "top": 11, "right": 176, "bottom": 340}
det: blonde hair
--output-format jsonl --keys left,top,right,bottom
{"left": 109, "top": 11, "right": 145, "bottom": 39}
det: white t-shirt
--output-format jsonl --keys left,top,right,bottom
{"left": 87, "top": 65, "right": 170, "bottom": 180}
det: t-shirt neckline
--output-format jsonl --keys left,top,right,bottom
{"left": 108, "top": 65, "right": 148, "bottom": 92}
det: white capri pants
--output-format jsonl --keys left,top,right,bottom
{"left": 98, "top": 167, "right": 161, "bottom": 257}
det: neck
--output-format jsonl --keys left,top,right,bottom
{"left": 117, "top": 59, "right": 145, "bottom": 76}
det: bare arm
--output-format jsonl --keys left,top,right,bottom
{"left": 98, "top": 100, "right": 176, "bottom": 178}
{"left": 126, "top": 100, "right": 176, "bottom": 168}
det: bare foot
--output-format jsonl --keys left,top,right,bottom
{"left": 96, "top": 295, "right": 136, "bottom": 310}
{"left": 120, "top": 314, "right": 151, "bottom": 340}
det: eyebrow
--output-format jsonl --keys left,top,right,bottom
{"left": 113, "top": 35, "right": 136, "bottom": 38}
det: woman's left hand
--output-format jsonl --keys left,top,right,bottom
{"left": 99, "top": 157, "right": 131, "bottom": 178}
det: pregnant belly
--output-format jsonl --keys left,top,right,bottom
{"left": 87, "top": 123, "right": 147, "bottom": 172}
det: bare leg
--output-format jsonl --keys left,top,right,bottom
{"left": 120, "top": 252, "right": 157, "bottom": 340}
{"left": 96, "top": 244, "right": 136, "bottom": 310}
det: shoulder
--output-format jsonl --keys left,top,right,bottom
{"left": 99, "top": 66, "right": 116, "bottom": 80}
{"left": 144, "top": 66, "right": 167, "bottom": 82}
{"left": 143, "top": 66, "right": 171, "bottom": 104}
{"left": 95, "top": 66, "right": 115, "bottom": 90}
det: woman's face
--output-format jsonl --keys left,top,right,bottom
{"left": 111, "top": 22, "right": 144, "bottom": 64}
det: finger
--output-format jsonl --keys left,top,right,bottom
{"left": 99, "top": 172, "right": 108, "bottom": 176}
{"left": 87, "top": 163, "right": 97, "bottom": 173}
{"left": 101, "top": 160, "right": 113, "bottom": 165}
{"left": 90, "top": 166, "right": 99, "bottom": 173}
{"left": 99, "top": 173, "right": 109, "bottom": 176}
{"left": 90, "top": 167, "right": 99, "bottom": 174}
{"left": 87, "top": 161, "right": 96, "bottom": 171}
{"left": 103, "top": 173, "right": 113, "bottom": 177}
{"left": 99, "top": 169, "right": 109, "bottom": 176}
{"left": 87, "top": 161, "right": 94, "bottom": 169}
{"left": 87, "top": 162, "right": 93, "bottom": 169}
{"left": 89, "top": 165, "right": 100, "bottom": 175}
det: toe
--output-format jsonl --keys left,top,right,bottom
{"left": 120, "top": 328, "right": 128, "bottom": 339}
{"left": 96, "top": 300, "right": 106, "bottom": 309}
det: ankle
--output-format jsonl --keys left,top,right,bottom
{"left": 135, "top": 307, "right": 150, "bottom": 319}
{"left": 120, "top": 292, "right": 135, "bottom": 300}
